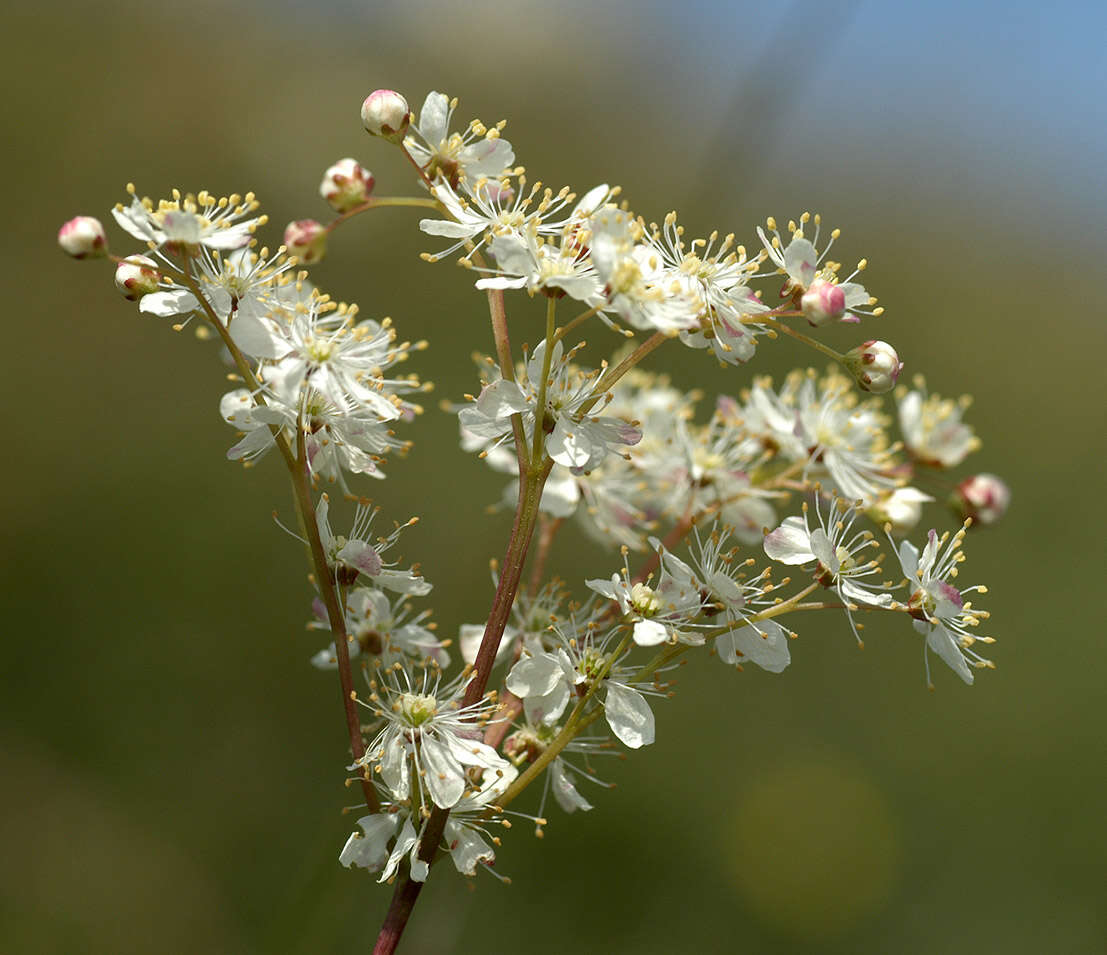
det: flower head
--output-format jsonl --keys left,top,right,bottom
{"left": 405, "top": 91, "right": 514, "bottom": 185}
{"left": 112, "top": 185, "right": 265, "bottom": 253}
{"left": 764, "top": 494, "right": 893, "bottom": 644}
{"left": 757, "top": 213, "right": 879, "bottom": 324}
{"left": 891, "top": 524, "right": 993, "bottom": 686}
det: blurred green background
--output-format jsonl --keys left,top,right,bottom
{"left": 6, "top": 0, "right": 1106, "bottom": 951}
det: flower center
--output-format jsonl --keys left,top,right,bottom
{"left": 629, "top": 582, "right": 661, "bottom": 616}
{"left": 399, "top": 692, "right": 438, "bottom": 726}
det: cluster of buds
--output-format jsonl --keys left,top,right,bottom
{"left": 58, "top": 85, "right": 1008, "bottom": 951}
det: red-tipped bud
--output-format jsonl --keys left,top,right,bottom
{"left": 844, "top": 339, "right": 903, "bottom": 394}
{"left": 114, "top": 255, "right": 160, "bottom": 301}
{"left": 320, "top": 158, "right": 375, "bottom": 213}
{"left": 952, "top": 474, "right": 1010, "bottom": 525}
{"left": 58, "top": 216, "right": 107, "bottom": 259}
{"left": 283, "top": 219, "right": 328, "bottom": 264}
{"left": 360, "top": 90, "right": 411, "bottom": 143}
{"left": 800, "top": 278, "right": 845, "bottom": 326}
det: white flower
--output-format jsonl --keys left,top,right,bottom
{"left": 503, "top": 723, "right": 605, "bottom": 816}
{"left": 746, "top": 370, "right": 898, "bottom": 505}
{"left": 315, "top": 494, "right": 431, "bottom": 595}
{"left": 139, "top": 246, "right": 295, "bottom": 359}
{"left": 112, "top": 186, "right": 265, "bottom": 252}
{"left": 589, "top": 208, "right": 702, "bottom": 334}
{"left": 405, "top": 91, "right": 515, "bottom": 185}
{"left": 300, "top": 388, "right": 412, "bottom": 488}
{"left": 764, "top": 495, "right": 893, "bottom": 644}
{"left": 898, "top": 381, "right": 980, "bottom": 468}
{"left": 506, "top": 647, "right": 582, "bottom": 725}
{"left": 357, "top": 667, "right": 512, "bottom": 811}
{"left": 308, "top": 585, "right": 447, "bottom": 670}
{"left": 585, "top": 547, "right": 703, "bottom": 646}
{"left": 458, "top": 339, "right": 641, "bottom": 473}
{"left": 475, "top": 227, "right": 604, "bottom": 303}
{"left": 419, "top": 176, "right": 571, "bottom": 261}
{"left": 264, "top": 296, "right": 409, "bottom": 420}
{"left": 658, "top": 524, "right": 791, "bottom": 674}
{"left": 892, "top": 525, "right": 993, "bottom": 686}
{"left": 504, "top": 618, "right": 657, "bottom": 749}
{"left": 757, "top": 213, "right": 878, "bottom": 323}
{"left": 219, "top": 387, "right": 294, "bottom": 462}
{"left": 642, "top": 213, "right": 771, "bottom": 364}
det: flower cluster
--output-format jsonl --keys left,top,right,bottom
{"left": 59, "top": 85, "right": 1008, "bottom": 948}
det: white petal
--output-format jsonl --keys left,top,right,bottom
{"left": 809, "top": 528, "right": 838, "bottom": 574}
{"left": 379, "top": 816, "right": 419, "bottom": 883}
{"left": 523, "top": 680, "right": 571, "bottom": 726}
{"left": 475, "top": 379, "right": 530, "bottom": 419}
{"left": 420, "top": 735, "right": 466, "bottom": 809}
{"left": 783, "top": 237, "right": 818, "bottom": 287}
{"left": 898, "top": 539, "right": 920, "bottom": 578}
{"left": 139, "top": 289, "right": 198, "bottom": 317}
{"left": 632, "top": 619, "right": 669, "bottom": 646}
{"left": 459, "top": 137, "right": 515, "bottom": 179}
{"left": 228, "top": 312, "right": 284, "bottom": 359}
{"left": 550, "top": 758, "right": 593, "bottom": 813}
{"left": 604, "top": 682, "right": 655, "bottom": 749}
{"left": 379, "top": 734, "right": 410, "bottom": 802}
{"left": 927, "top": 624, "right": 974, "bottom": 685}
{"left": 840, "top": 579, "right": 893, "bottom": 607}
{"left": 419, "top": 218, "right": 479, "bottom": 239}
{"left": 373, "top": 569, "right": 432, "bottom": 595}
{"left": 506, "top": 653, "right": 563, "bottom": 697}
{"left": 444, "top": 820, "right": 495, "bottom": 875}
{"left": 338, "top": 540, "right": 383, "bottom": 577}
{"left": 417, "top": 91, "right": 450, "bottom": 144}
{"left": 716, "top": 620, "right": 791, "bottom": 673}
{"left": 763, "top": 516, "right": 814, "bottom": 564}
{"left": 340, "top": 813, "right": 401, "bottom": 872}
{"left": 585, "top": 575, "right": 620, "bottom": 601}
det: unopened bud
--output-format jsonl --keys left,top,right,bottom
{"left": 320, "top": 158, "right": 375, "bottom": 213}
{"left": 58, "top": 216, "right": 107, "bottom": 259}
{"left": 952, "top": 474, "right": 1010, "bottom": 525}
{"left": 844, "top": 339, "right": 903, "bottom": 393}
{"left": 283, "top": 219, "right": 328, "bottom": 264}
{"left": 800, "top": 278, "right": 845, "bottom": 326}
{"left": 361, "top": 90, "right": 411, "bottom": 143}
{"left": 114, "top": 255, "right": 160, "bottom": 300}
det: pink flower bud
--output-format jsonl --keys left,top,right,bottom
{"left": 844, "top": 339, "right": 903, "bottom": 394}
{"left": 320, "top": 158, "right": 375, "bottom": 213}
{"left": 58, "top": 216, "right": 107, "bottom": 259}
{"left": 114, "top": 255, "right": 160, "bottom": 301}
{"left": 952, "top": 474, "right": 1010, "bottom": 526}
{"left": 283, "top": 219, "right": 328, "bottom": 264}
{"left": 800, "top": 278, "right": 846, "bottom": 326}
{"left": 360, "top": 90, "right": 411, "bottom": 143}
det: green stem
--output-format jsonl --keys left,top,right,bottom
{"left": 551, "top": 304, "right": 601, "bottom": 345}
{"left": 325, "top": 196, "right": 441, "bottom": 234}
{"left": 760, "top": 316, "right": 844, "bottom": 365}
{"left": 579, "top": 331, "right": 668, "bottom": 415}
